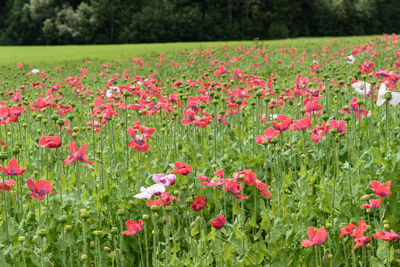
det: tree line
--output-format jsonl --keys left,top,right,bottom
{"left": 0, "top": 0, "right": 399, "bottom": 45}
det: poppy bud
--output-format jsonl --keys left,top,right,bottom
{"left": 15, "top": 141, "right": 22, "bottom": 148}
{"left": 350, "top": 218, "right": 357, "bottom": 224}
{"left": 73, "top": 127, "right": 80, "bottom": 133}
{"left": 57, "top": 119, "right": 65, "bottom": 126}
{"left": 42, "top": 119, "right": 48, "bottom": 125}
{"left": 18, "top": 236, "right": 25, "bottom": 242}
{"left": 383, "top": 219, "right": 389, "bottom": 224}
{"left": 96, "top": 150, "right": 101, "bottom": 155}
{"left": 366, "top": 224, "right": 372, "bottom": 230}
{"left": 81, "top": 254, "right": 88, "bottom": 261}
{"left": 89, "top": 104, "right": 95, "bottom": 109}
{"left": 38, "top": 228, "right": 48, "bottom": 237}
{"left": 34, "top": 170, "right": 39, "bottom": 176}
{"left": 212, "top": 100, "right": 218, "bottom": 105}
{"left": 12, "top": 148, "right": 20, "bottom": 155}
{"left": 326, "top": 223, "right": 332, "bottom": 229}
{"left": 360, "top": 195, "right": 370, "bottom": 201}
{"left": 384, "top": 224, "right": 389, "bottom": 230}
{"left": 37, "top": 129, "right": 41, "bottom": 134}
{"left": 110, "top": 227, "right": 118, "bottom": 234}
{"left": 189, "top": 185, "right": 194, "bottom": 190}
{"left": 300, "top": 154, "right": 306, "bottom": 159}
{"left": 212, "top": 164, "right": 217, "bottom": 169}
{"left": 262, "top": 140, "right": 269, "bottom": 145}
{"left": 90, "top": 241, "right": 96, "bottom": 249}
{"left": 0, "top": 152, "right": 8, "bottom": 160}
{"left": 219, "top": 110, "right": 225, "bottom": 115}
{"left": 221, "top": 156, "right": 227, "bottom": 163}
{"left": 93, "top": 230, "right": 102, "bottom": 237}
{"left": 331, "top": 128, "right": 338, "bottom": 134}
{"left": 236, "top": 99, "right": 242, "bottom": 105}
{"left": 142, "top": 214, "right": 150, "bottom": 220}
{"left": 22, "top": 123, "right": 28, "bottom": 128}
{"left": 162, "top": 216, "right": 167, "bottom": 225}
{"left": 186, "top": 197, "right": 193, "bottom": 203}
{"left": 117, "top": 209, "right": 125, "bottom": 216}
{"left": 123, "top": 92, "right": 130, "bottom": 98}
{"left": 300, "top": 108, "right": 306, "bottom": 114}
{"left": 335, "top": 136, "right": 340, "bottom": 143}
{"left": 173, "top": 190, "right": 179, "bottom": 195}
{"left": 51, "top": 115, "right": 59, "bottom": 121}
{"left": 190, "top": 221, "right": 196, "bottom": 229}
{"left": 81, "top": 209, "right": 90, "bottom": 219}
{"left": 161, "top": 128, "right": 166, "bottom": 132}
{"left": 57, "top": 215, "right": 68, "bottom": 224}
{"left": 72, "top": 133, "right": 78, "bottom": 138}
{"left": 384, "top": 92, "right": 392, "bottom": 101}
{"left": 104, "top": 247, "right": 112, "bottom": 252}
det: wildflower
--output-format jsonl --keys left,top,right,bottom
{"left": 126, "top": 121, "right": 156, "bottom": 152}
{"left": 268, "top": 114, "right": 292, "bottom": 133}
{"left": 339, "top": 223, "right": 357, "bottom": 238}
{"left": 169, "top": 161, "right": 192, "bottom": 176}
{"left": 39, "top": 133, "right": 62, "bottom": 148}
{"left": 328, "top": 120, "right": 347, "bottom": 133}
{"left": 190, "top": 196, "right": 206, "bottom": 211}
{"left": 289, "top": 114, "right": 312, "bottom": 131}
{"left": 198, "top": 170, "right": 224, "bottom": 187}
{"left": 146, "top": 192, "right": 179, "bottom": 207}
{"left": 152, "top": 174, "right": 176, "bottom": 187}
{"left": 372, "top": 230, "right": 399, "bottom": 241}
{"left": 211, "top": 215, "right": 226, "bottom": 229}
{"left": 256, "top": 128, "right": 280, "bottom": 144}
{"left": 3, "top": 158, "right": 26, "bottom": 176}
{"left": 0, "top": 179, "right": 16, "bottom": 191}
{"left": 64, "top": 142, "right": 93, "bottom": 166}
{"left": 134, "top": 184, "right": 166, "bottom": 200}
{"left": 122, "top": 219, "right": 144, "bottom": 236}
{"left": 301, "top": 226, "right": 327, "bottom": 247}
{"left": 360, "top": 199, "right": 381, "bottom": 209}
{"left": 376, "top": 83, "right": 400, "bottom": 106}
{"left": 309, "top": 123, "right": 328, "bottom": 143}
{"left": 345, "top": 55, "right": 355, "bottom": 64}
{"left": 360, "top": 59, "right": 375, "bottom": 74}
{"left": 223, "top": 179, "right": 248, "bottom": 199}
{"left": 369, "top": 180, "right": 391, "bottom": 197}
{"left": 26, "top": 178, "right": 54, "bottom": 201}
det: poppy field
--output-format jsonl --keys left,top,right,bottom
{"left": 1, "top": 35, "right": 400, "bottom": 266}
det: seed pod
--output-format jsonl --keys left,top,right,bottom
{"left": 81, "top": 254, "right": 88, "bottom": 261}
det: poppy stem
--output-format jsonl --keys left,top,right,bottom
{"left": 2, "top": 159, "right": 9, "bottom": 241}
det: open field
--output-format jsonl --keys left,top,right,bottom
{"left": 0, "top": 34, "right": 399, "bottom": 266}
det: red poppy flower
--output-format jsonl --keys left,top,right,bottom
{"left": 211, "top": 215, "right": 226, "bottom": 229}
{"left": 290, "top": 114, "right": 312, "bottom": 131}
{"left": 126, "top": 121, "right": 156, "bottom": 152}
{"left": 339, "top": 223, "right": 357, "bottom": 238}
{"left": 169, "top": 161, "right": 192, "bottom": 176}
{"left": 223, "top": 179, "right": 248, "bottom": 199}
{"left": 360, "top": 198, "right": 381, "bottom": 209}
{"left": 369, "top": 180, "right": 391, "bottom": 197}
{"left": 268, "top": 114, "right": 292, "bottom": 132}
{"left": 122, "top": 219, "right": 144, "bottom": 236}
{"left": 372, "top": 230, "right": 399, "bottom": 241}
{"left": 0, "top": 179, "right": 16, "bottom": 191}
{"left": 3, "top": 158, "right": 26, "bottom": 176}
{"left": 234, "top": 169, "right": 257, "bottom": 185}
{"left": 190, "top": 196, "right": 206, "bottom": 211}
{"left": 64, "top": 142, "right": 93, "bottom": 166}
{"left": 256, "top": 128, "right": 280, "bottom": 144}
{"left": 26, "top": 178, "right": 54, "bottom": 201}
{"left": 198, "top": 170, "right": 224, "bottom": 187}
{"left": 255, "top": 180, "right": 271, "bottom": 198}
{"left": 308, "top": 123, "right": 328, "bottom": 143}
{"left": 360, "top": 59, "right": 375, "bottom": 74}
{"left": 353, "top": 228, "right": 370, "bottom": 250}
{"left": 301, "top": 226, "right": 327, "bottom": 247}
{"left": 39, "top": 133, "right": 61, "bottom": 148}
{"left": 328, "top": 120, "right": 347, "bottom": 133}
{"left": 146, "top": 192, "right": 180, "bottom": 207}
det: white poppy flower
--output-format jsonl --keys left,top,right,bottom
{"left": 376, "top": 83, "right": 400, "bottom": 106}
{"left": 345, "top": 55, "right": 355, "bottom": 64}
{"left": 352, "top": 81, "right": 371, "bottom": 95}
{"left": 31, "top": 69, "right": 40, "bottom": 74}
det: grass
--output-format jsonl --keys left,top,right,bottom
{"left": 0, "top": 35, "right": 373, "bottom": 67}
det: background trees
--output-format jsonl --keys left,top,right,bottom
{"left": 0, "top": 0, "right": 398, "bottom": 45}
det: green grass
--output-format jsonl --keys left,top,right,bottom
{"left": 0, "top": 36, "right": 372, "bottom": 67}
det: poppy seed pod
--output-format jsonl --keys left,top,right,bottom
{"left": 150, "top": 205, "right": 160, "bottom": 211}
{"left": 117, "top": 209, "right": 125, "bottom": 216}
{"left": 57, "top": 119, "right": 65, "bottom": 126}
{"left": 384, "top": 92, "right": 392, "bottom": 101}
{"left": 90, "top": 241, "right": 95, "bottom": 249}
{"left": 110, "top": 227, "right": 118, "bottom": 234}
{"left": 51, "top": 115, "right": 59, "bottom": 121}
{"left": 93, "top": 230, "right": 102, "bottom": 237}
{"left": 38, "top": 228, "right": 48, "bottom": 237}
{"left": 18, "top": 236, "right": 25, "bottom": 242}
{"left": 0, "top": 152, "right": 8, "bottom": 160}
{"left": 57, "top": 215, "right": 68, "bottom": 224}
{"left": 81, "top": 254, "right": 88, "bottom": 261}
{"left": 104, "top": 247, "right": 112, "bottom": 252}
{"left": 142, "top": 214, "right": 150, "bottom": 220}
{"left": 165, "top": 206, "right": 172, "bottom": 212}
{"left": 186, "top": 197, "right": 193, "bottom": 203}
{"left": 384, "top": 224, "right": 390, "bottom": 230}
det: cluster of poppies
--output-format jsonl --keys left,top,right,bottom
{"left": 302, "top": 180, "right": 398, "bottom": 251}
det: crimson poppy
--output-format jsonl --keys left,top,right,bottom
{"left": 268, "top": 114, "right": 292, "bottom": 132}
{"left": 39, "top": 133, "right": 61, "bottom": 148}
{"left": 190, "top": 196, "right": 206, "bottom": 211}
{"left": 0, "top": 179, "right": 16, "bottom": 191}
{"left": 211, "top": 215, "right": 226, "bottom": 229}
{"left": 64, "top": 142, "right": 93, "bottom": 166}
{"left": 360, "top": 199, "right": 381, "bottom": 210}
{"left": 169, "top": 161, "right": 192, "bottom": 176}
{"left": 146, "top": 192, "right": 179, "bottom": 207}
{"left": 223, "top": 179, "right": 248, "bottom": 199}
{"left": 372, "top": 230, "right": 399, "bottom": 241}
{"left": 3, "top": 158, "right": 26, "bottom": 176}
{"left": 328, "top": 120, "right": 347, "bottom": 133}
{"left": 26, "top": 178, "right": 54, "bottom": 201}
{"left": 339, "top": 223, "right": 357, "bottom": 238}
{"left": 369, "top": 180, "right": 391, "bottom": 198}
{"left": 289, "top": 114, "right": 312, "bottom": 131}
{"left": 256, "top": 128, "right": 280, "bottom": 144}
{"left": 301, "top": 226, "right": 327, "bottom": 247}
{"left": 308, "top": 123, "right": 328, "bottom": 143}
{"left": 122, "top": 219, "right": 144, "bottom": 236}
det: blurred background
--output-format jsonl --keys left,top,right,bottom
{"left": 0, "top": 0, "right": 399, "bottom": 45}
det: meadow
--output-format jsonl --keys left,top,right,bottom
{"left": 0, "top": 34, "right": 399, "bottom": 266}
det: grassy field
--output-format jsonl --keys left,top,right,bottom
{"left": 0, "top": 36, "right": 372, "bottom": 67}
